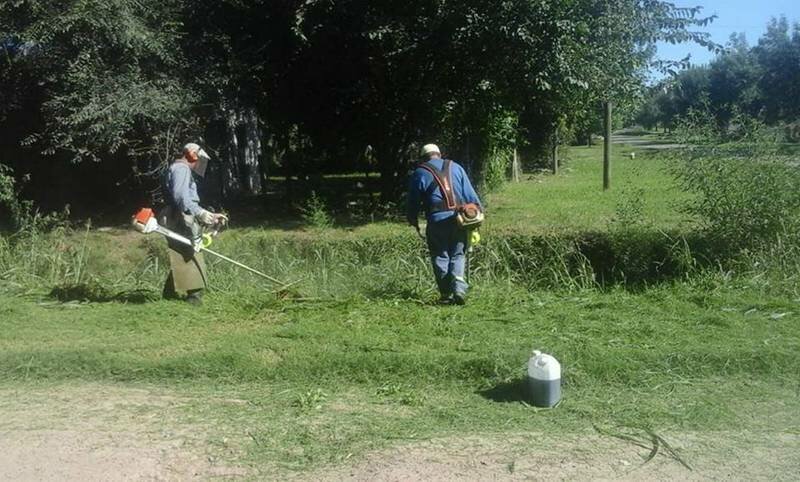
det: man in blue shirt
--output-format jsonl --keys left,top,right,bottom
{"left": 160, "top": 143, "right": 227, "bottom": 305}
{"left": 407, "top": 144, "right": 482, "bottom": 305}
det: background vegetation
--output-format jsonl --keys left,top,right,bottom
{"left": 0, "top": 0, "right": 714, "bottom": 220}
{"left": 635, "top": 16, "right": 800, "bottom": 136}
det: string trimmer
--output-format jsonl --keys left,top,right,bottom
{"left": 132, "top": 208, "right": 295, "bottom": 289}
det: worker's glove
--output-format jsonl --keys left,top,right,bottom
{"left": 196, "top": 209, "right": 228, "bottom": 227}
{"left": 214, "top": 212, "right": 229, "bottom": 227}
{"left": 196, "top": 209, "right": 216, "bottom": 226}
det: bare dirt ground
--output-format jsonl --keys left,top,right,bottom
{"left": 1, "top": 383, "right": 798, "bottom": 481}
{"left": 313, "top": 432, "right": 800, "bottom": 482}
{"left": 0, "top": 384, "right": 247, "bottom": 481}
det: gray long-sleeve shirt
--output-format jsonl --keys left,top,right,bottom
{"left": 163, "top": 161, "right": 202, "bottom": 215}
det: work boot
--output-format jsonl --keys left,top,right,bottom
{"left": 452, "top": 291, "right": 466, "bottom": 306}
{"left": 186, "top": 289, "right": 203, "bottom": 306}
{"left": 438, "top": 294, "right": 453, "bottom": 305}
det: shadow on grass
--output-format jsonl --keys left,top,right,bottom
{"left": 479, "top": 379, "right": 529, "bottom": 403}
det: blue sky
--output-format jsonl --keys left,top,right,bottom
{"left": 655, "top": 0, "right": 800, "bottom": 74}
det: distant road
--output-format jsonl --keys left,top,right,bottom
{"left": 612, "top": 134, "right": 683, "bottom": 150}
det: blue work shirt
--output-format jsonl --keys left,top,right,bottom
{"left": 162, "top": 161, "right": 203, "bottom": 216}
{"left": 407, "top": 157, "right": 482, "bottom": 224}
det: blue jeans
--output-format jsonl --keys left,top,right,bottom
{"left": 426, "top": 217, "right": 468, "bottom": 297}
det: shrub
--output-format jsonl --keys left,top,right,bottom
{"left": 300, "top": 191, "right": 334, "bottom": 229}
{"left": 481, "top": 110, "right": 518, "bottom": 193}
{"left": 0, "top": 164, "right": 33, "bottom": 230}
{"left": 669, "top": 112, "right": 800, "bottom": 255}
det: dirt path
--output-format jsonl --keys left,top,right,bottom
{"left": 1, "top": 383, "right": 798, "bottom": 481}
{"left": 612, "top": 134, "right": 683, "bottom": 150}
{"left": 0, "top": 384, "right": 247, "bottom": 481}
{"left": 313, "top": 432, "right": 800, "bottom": 481}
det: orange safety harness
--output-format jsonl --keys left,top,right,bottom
{"left": 419, "top": 160, "right": 483, "bottom": 227}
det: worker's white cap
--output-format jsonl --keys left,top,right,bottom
{"left": 421, "top": 144, "right": 440, "bottom": 156}
{"left": 183, "top": 143, "right": 201, "bottom": 154}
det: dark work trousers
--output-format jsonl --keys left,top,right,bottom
{"left": 426, "top": 216, "right": 468, "bottom": 297}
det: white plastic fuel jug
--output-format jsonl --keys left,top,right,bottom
{"left": 526, "top": 350, "right": 561, "bottom": 407}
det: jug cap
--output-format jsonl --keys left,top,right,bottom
{"left": 528, "top": 350, "right": 560, "bottom": 380}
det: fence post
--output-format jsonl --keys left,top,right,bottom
{"left": 552, "top": 130, "right": 559, "bottom": 175}
{"left": 603, "top": 101, "right": 612, "bottom": 191}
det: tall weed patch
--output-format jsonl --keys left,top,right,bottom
{"left": 3, "top": 221, "right": 797, "bottom": 300}
{"left": 0, "top": 168, "right": 100, "bottom": 294}
{"left": 668, "top": 112, "right": 800, "bottom": 257}
{"left": 1, "top": 226, "right": 708, "bottom": 299}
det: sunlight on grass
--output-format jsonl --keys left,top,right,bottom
{"left": 487, "top": 144, "right": 694, "bottom": 234}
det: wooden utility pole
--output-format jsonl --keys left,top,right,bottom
{"left": 511, "top": 148, "right": 521, "bottom": 182}
{"left": 603, "top": 100, "right": 612, "bottom": 191}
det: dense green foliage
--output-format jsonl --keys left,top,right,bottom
{"left": 636, "top": 17, "right": 800, "bottom": 132}
{"left": 1, "top": 1, "right": 714, "bottom": 215}
{"left": 667, "top": 113, "right": 800, "bottom": 255}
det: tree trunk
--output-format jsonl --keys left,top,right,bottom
{"left": 551, "top": 130, "right": 559, "bottom": 175}
{"left": 376, "top": 143, "right": 406, "bottom": 203}
{"left": 220, "top": 104, "right": 264, "bottom": 199}
{"left": 240, "top": 107, "right": 262, "bottom": 195}
{"left": 222, "top": 107, "right": 243, "bottom": 198}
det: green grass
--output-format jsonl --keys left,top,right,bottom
{"left": 487, "top": 144, "right": 693, "bottom": 234}
{"left": 1, "top": 280, "right": 798, "bottom": 472}
{"left": 1, "top": 143, "right": 799, "bottom": 474}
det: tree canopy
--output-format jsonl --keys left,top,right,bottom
{"left": 635, "top": 16, "right": 800, "bottom": 133}
{"left": 1, "top": 0, "right": 715, "bottom": 215}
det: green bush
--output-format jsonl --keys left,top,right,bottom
{"left": 481, "top": 110, "right": 518, "bottom": 193}
{"left": 669, "top": 113, "right": 800, "bottom": 255}
{"left": 300, "top": 191, "right": 334, "bottom": 229}
{"left": 0, "top": 164, "right": 33, "bottom": 230}
{"left": 482, "top": 147, "right": 512, "bottom": 193}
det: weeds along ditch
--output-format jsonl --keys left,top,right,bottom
{"left": 4, "top": 119, "right": 800, "bottom": 300}
{"left": 1, "top": 220, "right": 798, "bottom": 303}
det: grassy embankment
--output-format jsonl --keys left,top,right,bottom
{"left": 1, "top": 143, "right": 798, "bottom": 474}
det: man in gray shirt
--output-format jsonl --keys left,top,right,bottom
{"left": 160, "top": 143, "right": 226, "bottom": 305}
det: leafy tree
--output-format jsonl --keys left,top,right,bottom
{"left": 0, "top": 0, "right": 723, "bottom": 213}
{"left": 754, "top": 17, "right": 800, "bottom": 123}
{"left": 1, "top": 0, "right": 196, "bottom": 164}
{"left": 708, "top": 33, "right": 761, "bottom": 127}
{"left": 637, "top": 16, "right": 800, "bottom": 133}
